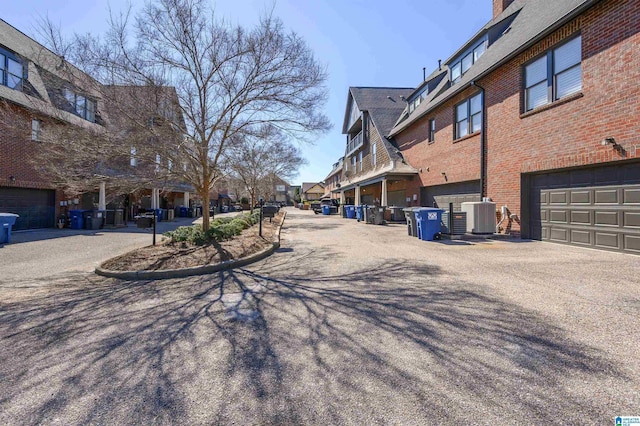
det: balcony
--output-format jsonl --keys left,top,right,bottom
{"left": 345, "top": 131, "right": 364, "bottom": 156}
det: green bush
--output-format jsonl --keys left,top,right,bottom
{"left": 163, "top": 210, "right": 266, "bottom": 245}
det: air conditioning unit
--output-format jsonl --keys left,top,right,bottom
{"left": 441, "top": 211, "right": 467, "bottom": 235}
{"left": 461, "top": 201, "right": 496, "bottom": 234}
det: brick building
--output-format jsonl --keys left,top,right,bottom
{"left": 386, "top": 0, "right": 640, "bottom": 254}
{"left": 0, "top": 19, "right": 104, "bottom": 230}
{"left": 0, "top": 19, "right": 189, "bottom": 230}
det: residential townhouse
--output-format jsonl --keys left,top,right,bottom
{"left": 385, "top": 0, "right": 640, "bottom": 254}
{"left": 323, "top": 158, "right": 343, "bottom": 200}
{"left": 334, "top": 87, "right": 418, "bottom": 208}
{"left": 301, "top": 182, "right": 325, "bottom": 202}
{"left": 0, "top": 19, "right": 104, "bottom": 230}
{"left": 0, "top": 19, "right": 190, "bottom": 229}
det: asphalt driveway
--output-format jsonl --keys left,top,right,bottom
{"left": 0, "top": 207, "right": 638, "bottom": 424}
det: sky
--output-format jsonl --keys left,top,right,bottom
{"left": 4, "top": 0, "right": 492, "bottom": 187}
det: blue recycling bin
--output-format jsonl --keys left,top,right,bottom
{"left": 154, "top": 209, "right": 163, "bottom": 222}
{"left": 321, "top": 205, "right": 330, "bottom": 215}
{"left": 0, "top": 213, "right": 19, "bottom": 244}
{"left": 179, "top": 207, "right": 188, "bottom": 217}
{"left": 69, "top": 209, "right": 85, "bottom": 230}
{"left": 356, "top": 205, "right": 364, "bottom": 222}
{"left": 414, "top": 208, "right": 445, "bottom": 241}
{"left": 345, "top": 205, "right": 356, "bottom": 219}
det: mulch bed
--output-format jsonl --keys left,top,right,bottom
{"left": 101, "top": 212, "right": 283, "bottom": 271}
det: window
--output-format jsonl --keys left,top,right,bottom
{"left": 130, "top": 147, "right": 137, "bottom": 167}
{"left": 455, "top": 93, "right": 482, "bottom": 139}
{"left": 450, "top": 40, "right": 487, "bottom": 83}
{"left": 525, "top": 35, "right": 581, "bottom": 112}
{"left": 63, "top": 88, "right": 97, "bottom": 122}
{"left": 0, "top": 49, "right": 24, "bottom": 90}
{"left": 358, "top": 151, "right": 363, "bottom": 172}
{"left": 372, "top": 142, "right": 377, "bottom": 166}
{"left": 428, "top": 119, "right": 435, "bottom": 142}
{"left": 168, "top": 159, "right": 173, "bottom": 170}
{"left": 352, "top": 155, "right": 356, "bottom": 171}
{"left": 155, "top": 154, "right": 161, "bottom": 172}
{"left": 31, "top": 119, "right": 41, "bottom": 142}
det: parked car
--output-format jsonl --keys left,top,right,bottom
{"left": 312, "top": 198, "right": 339, "bottom": 214}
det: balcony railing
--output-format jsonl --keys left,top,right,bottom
{"left": 345, "top": 131, "right": 364, "bottom": 156}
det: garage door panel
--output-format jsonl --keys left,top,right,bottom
{"left": 624, "top": 188, "right": 640, "bottom": 204}
{"left": 594, "top": 189, "right": 618, "bottom": 204}
{"left": 550, "top": 210, "right": 568, "bottom": 223}
{"left": 550, "top": 228, "right": 568, "bottom": 242}
{"left": 624, "top": 235, "right": 640, "bottom": 253}
{"left": 570, "top": 210, "right": 591, "bottom": 224}
{"left": 571, "top": 190, "right": 591, "bottom": 204}
{"left": 549, "top": 191, "right": 568, "bottom": 204}
{"left": 594, "top": 211, "right": 618, "bottom": 226}
{"left": 570, "top": 229, "right": 591, "bottom": 245}
{"left": 595, "top": 232, "right": 619, "bottom": 249}
{"left": 527, "top": 162, "right": 640, "bottom": 254}
{"left": 624, "top": 212, "right": 640, "bottom": 228}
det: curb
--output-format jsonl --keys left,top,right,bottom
{"left": 95, "top": 211, "right": 286, "bottom": 280}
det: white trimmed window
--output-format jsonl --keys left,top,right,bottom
{"left": 358, "top": 151, "right": 363, "bottom": 172}
{"left": 525, "top": 35, "right": 582, "bottom": 112}
{"left": 130, "top": 147, "right": 137, "bottom": 167}
{"left": 155, "top": 154, "right": 161, "bottom": 172}
{"left": 31, "top": 119, "right": 41, "bottom": 141}
{"left": 455, "top": 93, "right": 482, "bottom": 139}
{"left": 372, "top": 142, "right": 377, "bottom": 166}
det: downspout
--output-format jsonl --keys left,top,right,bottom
{"left": 471, "top": 81, "right": 487, "bottom": 199}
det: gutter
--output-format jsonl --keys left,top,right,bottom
{"left": 471, "top": 81, "right": 486, "bottom": 199}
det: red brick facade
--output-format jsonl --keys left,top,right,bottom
{"left": 396, "top": 0, "right": 640, "bottom": 236}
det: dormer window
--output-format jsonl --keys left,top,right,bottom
{"left": 0, "top": 47, "right": 24, "bottom": 90}
{"left": 450, "top": 39, "right": 488, "bottom": 83}
{"left": 63, "top": 88, "right": 97, "bottom": 123}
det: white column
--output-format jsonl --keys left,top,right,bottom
{"left": 355, "top": 186, "right": 361, "bottom": 205}
{"left": 339, "top": 191, "right": 345, "bottom": 205}
{"left": 381, "top": 178, "right": 388, "bottom": 207}
{"left": 98, "top": 181, "right": 106, "bottom": 211}
{"left": 183, "top": 191, "right": 190, "bottom": 207}
{"left": 151, "top": 188, "right": 161, "bottom": 210}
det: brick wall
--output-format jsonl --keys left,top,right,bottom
{"left": 0, "top": 103, "right": 56, "bottom": 190}
{"left": 483, "top": 0, "right": 640, "bottom": 234}
{"left": 395, "top": 85, "right": 482, "bottom": 204}
{"left": 396, "top": 0, "right": 640, "bottom": 233}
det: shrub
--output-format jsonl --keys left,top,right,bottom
{"left": 163, "top": 210, "right": 265, "bottom": 244}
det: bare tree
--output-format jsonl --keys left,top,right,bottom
{"left": 224, "top": 125, "right": 306, "bottom": 207}
{"left": 55, "top": 0, "right": 330, "bottom": 231}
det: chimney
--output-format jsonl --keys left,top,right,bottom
{"left": 493, "top": 0, "right": 515, "bottom": 18}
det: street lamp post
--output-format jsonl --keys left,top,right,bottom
{"left": 259, "top": 198, "right": 264, "bottom": 237}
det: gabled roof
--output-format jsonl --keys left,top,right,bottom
{"left": 302, "top": 182, "right": 324, "bottom": 193}
{"left": 344, "top": 87, "right": 413, "bottom": 135}
{"left": 389, "top": 0, "right": 598, "bottom": 136}
{"left": 343, "top": 87, "right": 414, "bottom": 163}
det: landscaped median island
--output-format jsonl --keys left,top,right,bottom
{"left": 96, "top": 210, "right": 285, "bottom": 279}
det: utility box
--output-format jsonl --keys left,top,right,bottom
{"left": 461, "top": 201, "right": 496, "bottom": 234}
{"left": 441, "top": 211, "right": 468, "bottom": 235}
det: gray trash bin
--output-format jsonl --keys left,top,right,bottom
{"left": 403, "top": 207, "right": 418, "bottom": 237}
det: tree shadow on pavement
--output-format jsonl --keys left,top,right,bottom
{"left": 0, "top": 249, "right": 629, "bottom": 424}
